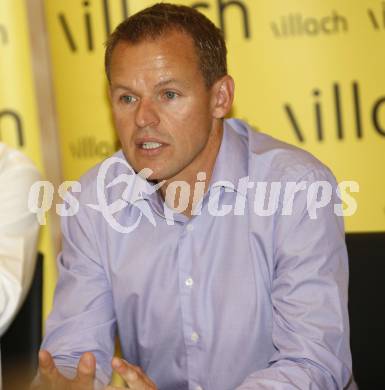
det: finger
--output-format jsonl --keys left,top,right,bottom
{"left": 142, "top": 374, "right": 157, "bottom": 388}
{"left": 126, "top": 364, "right": 156, "bottom": 388}
{"left": 74, "top": 352, "right": 96, "bottom": 387}
{"left": 111, "top": 358, "right": 156, "bottom": 389}
{"left": 111, "top": 357, "right": 142, "bottom": 386}
{"left": 134, "top": 367, "right": 157, "bottom": 388}
{"left": 38, "top": 350, "right": 59, "bottom": 384}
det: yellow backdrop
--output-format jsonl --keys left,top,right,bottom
{"left": 44, "top": 0, "right": 385, "bottom": 233}
{"left": 0, "top": 0, "right": 56, "bottom": 323}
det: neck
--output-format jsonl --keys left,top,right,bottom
{"left": 160, "top": 120, "right": 224, "bottom": 217}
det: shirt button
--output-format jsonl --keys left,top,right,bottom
{"left": 186, "top": 223, "right": 194, "bottom": 232}
{"left": 185, "top": 277, "right": 194, "bottom": 287}
{"left": 191, "top": 331, "right": 199, "bottom": 342}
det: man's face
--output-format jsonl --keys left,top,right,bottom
{"left": 109, "top": 30, "right": 218, "bottom": 181}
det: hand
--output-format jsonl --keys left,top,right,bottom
{"left": 105, "top": 357, "right": 157, "bottom": 390}
{"left": 36, "top": 349, "right": 96, "bottom": 390}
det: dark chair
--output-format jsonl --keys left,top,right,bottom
{"left": 1, "top": 252, "right": 43, "bottom": 390}
{"left": 346, "top": 232, "right": 385, "bottom": 389}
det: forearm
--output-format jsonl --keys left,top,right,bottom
{"left": 0, "top": 229, "right": 38, "bottom": 335}
{"left": 0, "top": 259, "right": 22, "bottom": 336}
{"left": 236, "top": 359, "right": 338, "bottom": 390}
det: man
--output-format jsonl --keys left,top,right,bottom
{"left": 0, "top": 142, "right": 41, "bottom": 386}
{"left": 35, "top": 3, "right": 354, "bottom": 389}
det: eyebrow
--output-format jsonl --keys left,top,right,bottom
{"left": 111, "top": 78, "right": 184, "bottom": 92}
{"left": 156, "top": 78, "right": 181, "bottom": 88}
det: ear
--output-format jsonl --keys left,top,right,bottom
{"left": 210, "top": 75, "right": 235, "bottom": 119}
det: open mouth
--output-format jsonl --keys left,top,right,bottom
{"left": 141, "top": 141, "right": 163, "bottom": 150}
{"left": 136, "top": 140, "right": 168, "bottom": 156}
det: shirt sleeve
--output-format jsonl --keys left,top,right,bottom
{"left": 35, "top": 189, "right": 117, "bottom": 387}
{"left": 236, "top": 167, "right": 354, "bottom": 390}
{"left": 0, "top": 145, "right": 41, "bottom": 336}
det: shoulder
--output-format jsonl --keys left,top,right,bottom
{"left": 74, "top": 149, "right": 129, "bottom": 204}
{"left": 64, "top": 149, "right": 143, "bottom": 236}
{"left": 0, "top": 142, "right": 41, "bottom": 193}
{"left": 0, "top": 143, "right": 40, "bottom": 179}
{"left": 227, "top": 119, "right": 335, "bottom": 182}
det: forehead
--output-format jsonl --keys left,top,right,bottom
{"left": 109, "top": 30, "right": 201, "bottom": 81}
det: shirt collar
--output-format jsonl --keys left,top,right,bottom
{"left": 138, "top": 119, "right": 249, "bottom": 202}
{"left": 209, "top": 119, "right": 249, "bottom": 194}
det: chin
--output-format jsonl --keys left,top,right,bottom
{"left": 131, "top": 160, "right": 175, "bottom": 182}
{"left": 134, "top": 166, "right": 166, "bottom": 182}
{"left": 146, "top": 171, "right": 167, "bottom": 182}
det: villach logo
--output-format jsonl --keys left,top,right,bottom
{"left": 28, "top": 155, "right": 359, "bottom": 234}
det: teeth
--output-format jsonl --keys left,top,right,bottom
{"left": 142, "top": 142, "right": 162, "bottom": 150}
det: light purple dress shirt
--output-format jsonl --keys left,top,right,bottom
{"left": 39, "top": 118, "right": 354, "bottom": 390}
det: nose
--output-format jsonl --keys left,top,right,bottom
{"left": 135, "top": 97, "right": 160, "bottom": 129}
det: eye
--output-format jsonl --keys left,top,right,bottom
{"left": 120, "top": 95, "right": 136, "bottom": 104}
{"left": 164, "top": 91, "right": 178, "bottom": 100}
